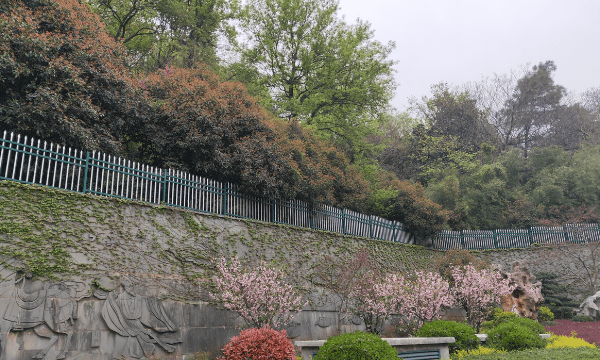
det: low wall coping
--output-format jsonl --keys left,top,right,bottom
{"left": 295, "top": 337, "right": 455, "bottom": 347}
{"left": 476, "top": 333, "right": 551, "bottom": 342}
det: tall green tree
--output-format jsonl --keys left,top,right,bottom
{"left": 412, "top": 83, "right": 497, "bottom": 151}
{"left": 87, "top": 0, "right": 238, "bottom": 70}
{"left": 505, "top": 61, "right": 565, "bottom": 157}
{"left": 233, "top": 0, "right": 396, "bottom": 159}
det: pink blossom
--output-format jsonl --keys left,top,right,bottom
{"left": 394, "top": 271, "right": 454, "bottom": 333}
{"left": 451, "top": 265, "right": 515, "bottom": 331}
{"left": 211, "top": 257, "right": 306, "bottom": 329}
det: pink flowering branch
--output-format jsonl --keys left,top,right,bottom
{"left": 211, "top": 257, "right": 306, "bottom": 329}
{"left": 451, "top": 265, "right": 515, "bottom": 332}
{"left": 348, "top": 271, "right": 397, "bottom": 335}
{"left": 395, "top": 271, "right": 454, "bottom": 333}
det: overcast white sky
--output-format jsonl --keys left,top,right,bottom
{"left": 337, "top": 0, "right": 600, "bottom": 112}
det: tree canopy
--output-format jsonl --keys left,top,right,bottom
{"left": 233, "top": 0, "right": 396, "bottom": 159}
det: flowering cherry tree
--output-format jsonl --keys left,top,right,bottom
{"left": 347, "top": 271, "right": 397, "bottom": 335}
{"left": 212, "top": 257, "right": 305, "bottom": 328}
{"left": 395, "top": 271, "right": 454, "bottom": 333}
{"left": 451, "top": 265, "right": 515, "bottom": 331}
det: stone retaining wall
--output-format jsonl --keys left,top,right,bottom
{"left": 0, "top": 180, "right": 594, "bottom": 357}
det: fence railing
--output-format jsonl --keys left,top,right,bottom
{"left": 0, "top": 131, "right": 412, "bottom": 244}
{"left": 433, "top": 224, "right": 600, "bottom": 250}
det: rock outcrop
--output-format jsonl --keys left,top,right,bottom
{"left": 577, "top": 291, "right": 600, "bottom": 319}
{"left": 499, "top": 261, "right": 544, "bottom": 320}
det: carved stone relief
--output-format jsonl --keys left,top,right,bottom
{"left": 94, "top": 282, "right": 181, "bottom": 359}
{"left": 0, "top": 274, "right": 89, "bottom": 360}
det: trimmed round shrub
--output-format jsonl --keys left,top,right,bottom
{"left": 219, "top": 326, "right": 295, "bottom": 360}
{"left": 505, "top": 317, "right": 546, "bottom": 334}
{"left": 415, "top": 320, "right": 479, "bottom": 354}
{"left": 313, "top": 331, "right": 397, "bottom": 360}
{"left": 538, "top": 306, "right": 555, "bottom": 322}
{"left": 486, "top": 322, "right": 546, "bottom": 351}
{"left": 482, "top": 312, "right": 545, "bottom": 335}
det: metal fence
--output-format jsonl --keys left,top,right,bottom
{"left": 0, "top": 131, "right": 412, "bottom": 243}
{"left": 433, "top": 224, "right": 600, "bottom": 250}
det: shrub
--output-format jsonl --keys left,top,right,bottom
{"left": 486, "top": 322, "right": 546, "bottom": 351}
{"left": 481, "top": 311, "right": 545, "bottom": 335}
{"left": 453, "top": 346, "right": 506, "bottom": 359}
{"left": 571, "top": 314, "right": 595, "bottom": 322}
{"left": 416, "top": 320, "right": 479, "bottom": 354}
{"left": 538, "top": 306, "right": 554, "bottom": 322}
{"left": 536, "top": 272, "right": 578, "bottom": 319}
{"left": 547, "top": 334, "right": 595, "bottom": 349}
{"left": 313, "top": 331, "right": 397, "bottom": 360}
{"left": 218, "top": 326, "right": 295, "bottom": 360}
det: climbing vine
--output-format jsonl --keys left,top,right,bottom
{"left": 0, "top": 180, "right": 443, "bottom": 301}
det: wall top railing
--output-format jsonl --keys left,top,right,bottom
{"left": 433, "top": 224, "right": 600, "bottom": 250}
{"left": 2, "top": 130, "right": 596, "bottom": 251}
{"left": 0, "top": 130, "right": 413, "bottom": 245}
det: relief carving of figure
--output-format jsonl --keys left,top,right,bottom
{"left": 0, "top": 274, "right": 88, "bottom": 360}
{"left": 97, "top": 282, "right": 181, "bottom": 359}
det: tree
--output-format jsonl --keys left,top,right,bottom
{"left": 386, "top": 180, "right": 447, "bottom": 246}
{"left": 235, "top": 0, "right": 396, "bottom": 158}
{"left": 451, "top": 265, "right": 514, "bottom": 332}
{"left": 394, "top": 271, "right": 453, "bottom": 334}
{"left": 411, "top": 83, "right": 497, "bottom": 151}
{"left": 347, "top": 270, "right": 396, "bottom": 335}
{"left": 0, "top": 0, "right": 149, "bottom": 155}
{"left": 212, "top": 257, "right": 305, "bottom": 328}
{"left": 88, "top": 0, "right": 239, "bottom": 70}
{"left": 310, "top": 248, "right": 377, "bottom": 332}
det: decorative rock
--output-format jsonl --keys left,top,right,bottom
{"left": 576, "top": 290, "right": 600, "bottom": 319}
{"left": 499, "top": 261, "right": 544, "bottom": 320}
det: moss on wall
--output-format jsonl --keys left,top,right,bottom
{"left": 0, "top": 180, "right": 443, "bottom": 301}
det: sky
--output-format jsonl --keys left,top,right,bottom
{"left": 336, "top": 0, "right": 600, "bottom": 112}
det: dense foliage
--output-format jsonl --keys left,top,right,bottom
{"left": 536, "top": 272, "right": 578, "bottom": 319}
{"left": 218, "top": 326, "right": 295, "bottom": 360}
{"left": 5, "top": 0, "right": 600, "bottom": 237}
{"left": 0, "top": 0, "right": 446, "bottom": 241}
{"left": 312, "top": 331, "right": 397, "bottom": 360}
{"left": 416, "top": 320, "right": 479, "bottom": 354}
{"left": 485, "top": 322, "right": 547, "bottom": 352}
{"left": 484, "top": 315, "right": 546, "bottom": 335}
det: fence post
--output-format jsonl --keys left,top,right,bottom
{"left": 564, "top": 225, "right": 570, "bottom": 243}
{"left": 161, "top": 169, "right": 167, "bottom": 204}
{"left": 493, "top": 229, "right": 498, "bottom": 249}
{"left": 528, "top": 227, "right": 533, "bottom": 246}
{"left": 270, "top": 199, "right": 275, "bottom": 223}
{"left": 369, "top": 215, "right": 373, "bottom": 239}
{"left": 393, "top": 223, "right": 397, "bottom": 243}
{"left": 82, "top": 151, "right": 90, "bottom": 194}
{"left": 309, "top": 206, "right": 314, "bottom": 229}
{"left": 342, "top": 209, "right": 346, "bottom": 235}
{"left": 222, "top": 182, "right": 228, "bottom": 216}
{"left": 460, "top": 230, "right": 465, "bottom": 249}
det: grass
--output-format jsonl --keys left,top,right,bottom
{"left": 455, "top": 347, "right": 600, "bottom": 359}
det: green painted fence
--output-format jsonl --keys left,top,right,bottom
{"left": 0, "top": 131, "right": 412, "bottom": 244}
{"left": 433, "top": 224, "right": 600, "bottom": 250}
{"left": 4, "top": 130, "right": 596, "bottom": 250}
